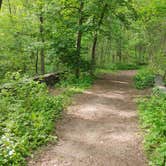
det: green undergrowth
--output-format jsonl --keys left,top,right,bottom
{"left": 114, "top": 63, "right": 142, "bottom": 70}
{"left": 138, "top": 89, "right": 166, "bottom": 166}
{"left": 134, "top": 68, "right": 155, "bottom": 89}
{"left": 97, "top": 63, "right": 143, "bottom": 74}
{"left": 0, "top": 72, "right": 93, "bottom": 165}
{"left": 96, "top": 68, "right": 115, "bottom": 75}
{"left": 57, "top": 73, "right": 94, "bottom": 93}
{"left": 0, "top": 73, "right": 65, "bottom": 165}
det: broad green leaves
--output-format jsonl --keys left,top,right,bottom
{"left": 139, "top": 90, "right": 166, "bottom": 166}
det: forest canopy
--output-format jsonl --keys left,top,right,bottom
{"left": 0, "top": 0, "right": 165, "bottom": 79}
{"left": 0, "top": 0, "right": 166, "bottom": 165}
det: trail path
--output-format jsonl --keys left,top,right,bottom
{"left": 28, "top": 70, "right": 148, "bottom": 166}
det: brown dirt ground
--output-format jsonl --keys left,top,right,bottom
{"left": 28, "top": 70, "right": 150, "bottom": 166}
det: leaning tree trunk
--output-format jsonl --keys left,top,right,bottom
{"left": 91, "top": 32, "right": 98, "bottom": 75}
{"left": 7, "top": 0, "right": 12, "bottom": 14}
{"left": 90, "top": 4, "right": 108, "bottom": 76}
{"left": 75, "top": 1, "right": 84, "bottom": 78}
{"left": 0, "top": 0, "right": 2, "bottom": 10}
{"left": 39, "top": 14, "right": 45, "bottom": 75}
{"left": 117, "top": 40, "right": 122, "bottom": 63}
{"left": 35, "top": 49, "right": 39, "bottom": 74}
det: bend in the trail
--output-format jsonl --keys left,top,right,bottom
{"left": 28, "top": 70, "right": 149, "bottom": 166}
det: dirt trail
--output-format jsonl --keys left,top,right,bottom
{"left": 28, "top": 71, "right": 148, "bottom": 166}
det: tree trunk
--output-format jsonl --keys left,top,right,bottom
{"left": 0, "top": 0, "right": 2, "bottom": 10}
{"left": 90, "top": 32, "right": 98, "bottom": 75}
{"left": 7, "top": 0, "right": 12, "bottom": 14}
{"left": 90, "top": 4, "right": 108, "bottom": 76}
{"left": 40, "top": 14, "right": 45, "bottom": 75}
{"left": 36, "top": 49, "right": 39, "bottom": 74}
{"left": 75, "top": 1, "right": 84, "bottom": 78}
{"left": 112, "top": 55, "right": 115, "bottom": 63}
{"left": 118, "top": 46, "right": 122, "bottom": 63}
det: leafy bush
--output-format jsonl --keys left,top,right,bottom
{"left": 58, "top": 73, "right": 93, "bottom": 92}
{"left": 0, "top": 73, "right": 66, "bottom": 165}
{"left": 138, "top": 89, "right": 166, "bottom": 166}
{"left": 134, "top": 68, "right": 155, "bottom": 89}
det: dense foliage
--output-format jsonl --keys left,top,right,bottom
{"left": 138, "top": 89, "right": 166, "bottom": 166}
{"left": 134, "top": 68, "right": 155, "bottom": 89}
{"left": 0, "top": 73, "right": 65, "bottom": 165}
{"left": 0, "top": 72, "right": 92, "bottom": 165}
{"left": 0, "top": 0, "right": 165, "bottom": 78}
{"left": 0, "top": 0, "right": 161, "bottom": 79}
{"left": 0, "top": 0, "right": 165, "bottom": 165}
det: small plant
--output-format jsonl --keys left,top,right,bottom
{"left": 138, "top": 89, "right": 166, "bottom": 166}
{"left": 134, "top": 68, "right": 155, "bottom": 89}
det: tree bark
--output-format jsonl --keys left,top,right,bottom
{"left": 40, "top": 14, "right": 45, "bottom": 75}
{"left": 90, "top": 4, "right": 108, "bottom": 76}
{"left": 91, "top": 32, "right": 98, "bottom": 75}
{"left": 7, "top": 0, "right": 12, "bottom": 14}
{"left": 117, "top": 39, "right": 122, "bottom": 62}
{"left": 36, "top": 49, "right": 39, "bottom": 74}
{"left": 75, "top": 1, "right": 84, "bottom": 78}
{"left": 0, "top": 0, "right": 2, "bottom": 10}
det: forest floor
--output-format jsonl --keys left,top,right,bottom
{"left": 28, "top": 70, "right": 150, "bottom": 166}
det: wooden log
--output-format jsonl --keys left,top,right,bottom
{"left": 34, "top": 72, "right": 62, "bottom": 87}
{"left": 0, "top": 72, "right": 65, "bottom": 92}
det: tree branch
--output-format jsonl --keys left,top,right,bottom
{"left": 0, "top": 0, "right": 3, "bottom": 10}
